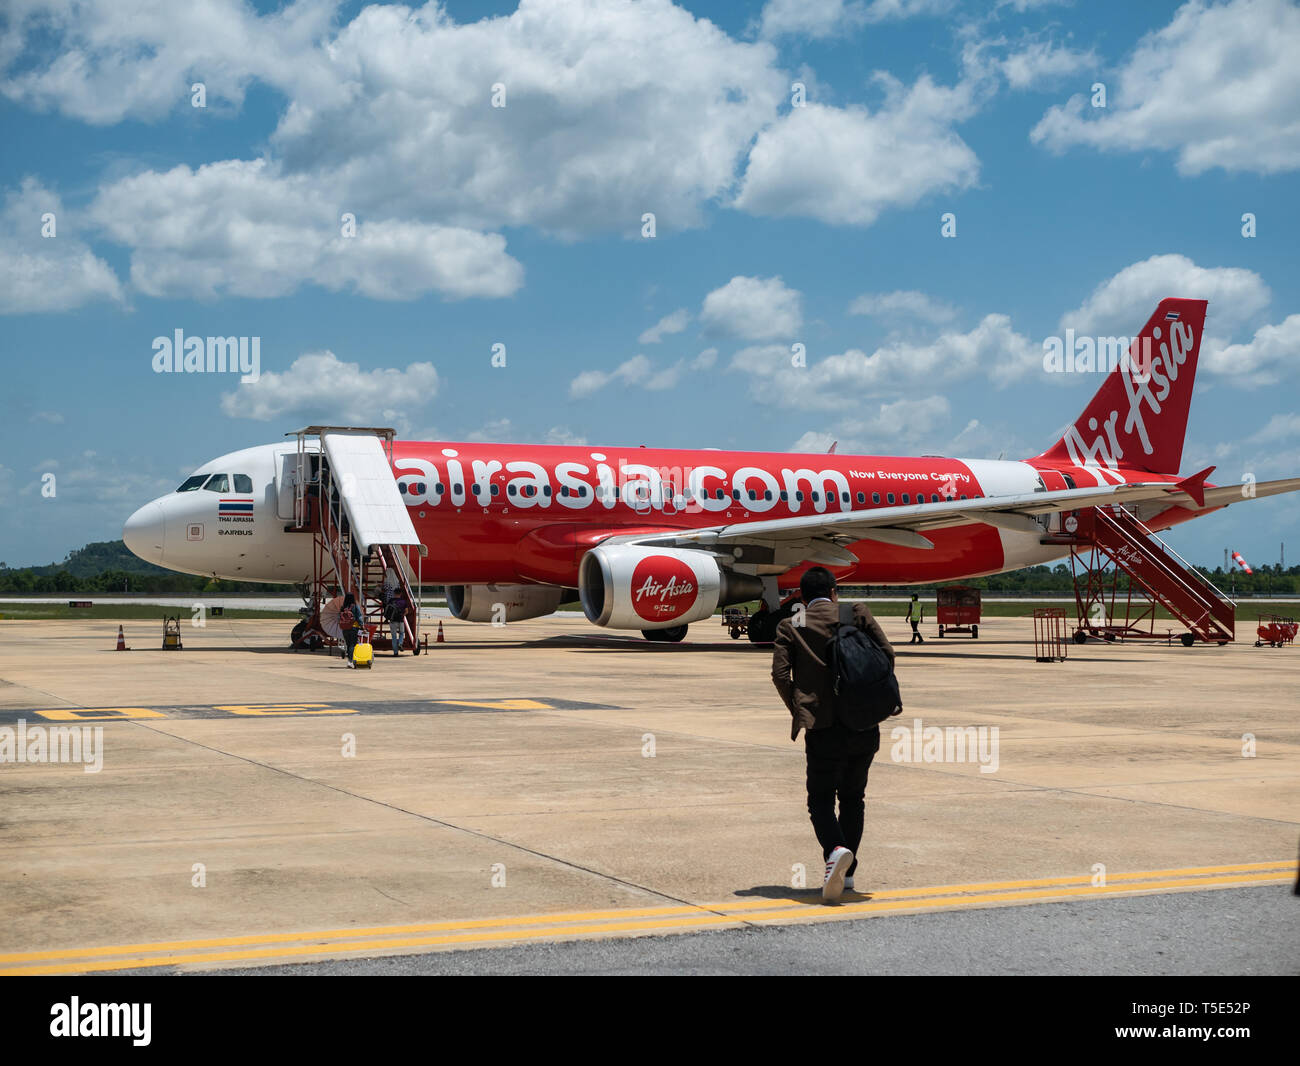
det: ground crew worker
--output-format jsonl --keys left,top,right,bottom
{"left": 907, "top": 593, "right": 924, "bottom": 644}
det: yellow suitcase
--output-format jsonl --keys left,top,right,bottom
{"left": 352, "top": 632, "right": 374, "bottom": 668}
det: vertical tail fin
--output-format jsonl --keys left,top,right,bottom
{"left": 1035, "top": 297, "right": 1208, "bottom": 475}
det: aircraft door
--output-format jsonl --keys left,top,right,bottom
{"left": 1035, "top": 468, "right": 1070, "bottom": 534}
{"left": 274, "top": 449, "right": 321, "bottom": 522}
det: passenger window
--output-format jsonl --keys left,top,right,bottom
{"left": 856, "top": 492, "right": 865, "bottom": 504}
{"left": 796, "top": 491, "right": 804, "bottom": 502}
{"left": 932, "top": 493, "right": 940, "bottom": 502}
{"left": 233, "top": 474, "right": 253, "bottom": 493}
{"left": 902, "top": 493, "right": 910, "bottom": 504}
{"left": 491, "top": 484, "right": 500, "bottom": 496}
{"left": 872, "top": 493, "right": 880, "bottom": 504}
{"left": 202, "top": 474, "right": 228, "bottom": 492}
{"left": 842, "top": 492, "right": 850, "bottom": 503}
{"left": 177, "top": 475, "right": 206, "bottom": 492}
{"left": 780, "top": 491, "right": 788, "bottom": 501}
{"left": 887, "top": 493, "right": 895, "bottom": 504}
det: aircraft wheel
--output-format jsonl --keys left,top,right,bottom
{"left": 642, "top": 629, "right": 665, "bottom": 642}
{"left": 660, "top": 624, "right": 688, "bottom": 643}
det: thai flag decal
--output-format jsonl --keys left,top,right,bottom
{"left": 218, "top": 498, "right": 254, "bottom": 516}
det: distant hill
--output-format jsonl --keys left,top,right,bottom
{"left": 0, "top": 540, "right": 298, "bottom": 594}
{"left": 24, "top": 540, "right": 174, "bottom": 578}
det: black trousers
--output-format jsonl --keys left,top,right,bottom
{"left": 805, "top": 722, "right": 880, "bottom": 877}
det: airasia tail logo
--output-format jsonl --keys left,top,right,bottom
{"left": 631, "top": 556, "right": 697, "bottom": 621}
{"left": 1063, "top": 321, "right": 1196, "bottom": 474}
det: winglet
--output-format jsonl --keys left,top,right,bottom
{"left": 828, "top": 440, "right": 838, "bottom": 454}
{"left": 1170, "top": 465, "right": 1215, "bottom": 508}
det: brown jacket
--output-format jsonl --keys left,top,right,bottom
{"left": 771, "top": 600, "right": 895, "bottom": 741}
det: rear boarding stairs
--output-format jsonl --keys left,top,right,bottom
{"left": 1050, "top": 504, "right": 1235, "bottom": 646}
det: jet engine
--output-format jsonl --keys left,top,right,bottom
{"left": 579, "top": 545, "right": 762, "bottom": 630}
{"left": 446, "top": 583, "right": 570, "bottom": 623}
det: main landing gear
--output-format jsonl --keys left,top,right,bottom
{"left": 642, "top": 624, "right": 689, "bottom": 643}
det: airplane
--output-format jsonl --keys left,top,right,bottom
{"left": 123, "top": 298, "right": 1299, "bottom": 644}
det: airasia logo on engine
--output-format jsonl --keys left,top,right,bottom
{"left": 631, "top": 556, "right": 698, "bottom": 621}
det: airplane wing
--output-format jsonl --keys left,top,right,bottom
{"left": 606, "top": 477, "right": 1300, "bottom": 567}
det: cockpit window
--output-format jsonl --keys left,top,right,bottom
{"left": 176, "top": 475, "right": 206, "bottom": 493}
{"left": 233, "top": 474, "right": 253, "bottom": 493}
{"left": 202, "top": 474, "right": 229, "bottom": 492}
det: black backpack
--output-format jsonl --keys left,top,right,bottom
{"left": 826, "top": 622, "right": 903, "bottom": 730}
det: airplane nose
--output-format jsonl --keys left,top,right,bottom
{"left": 123, "top": 501, "right": 166, "bottom": 565}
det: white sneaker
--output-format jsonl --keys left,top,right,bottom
{"left": 822, "top": 847, "right": 853, "bottom": 901}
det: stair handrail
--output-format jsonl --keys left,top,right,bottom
{"left": 1112, "top": 506, "right": 1236, "bottom": 606}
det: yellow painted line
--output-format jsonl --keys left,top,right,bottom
{"left": 4, "top": 860, "right": 1290, "bottom": 966}
{"left": 5, "top": 872, "right": 1292, "bottom": 976}
{"left": 0, "top": 902, "right": 725, "bottom": 964}
{"left": 2, "top": 865, "right": 1292, "bottom": 975}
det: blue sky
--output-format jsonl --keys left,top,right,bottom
{"left": 1, "top": 0, "right": 1297, "bottom": 570}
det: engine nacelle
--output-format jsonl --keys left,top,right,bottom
{"left": 446, "top": 583, "right": 567, "bottom": 623}
{"left": 579, "top": 545, "right": 762, "bottom": 630}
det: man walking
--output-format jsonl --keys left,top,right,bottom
{"left": 772, "top": 567, "right": 895, "bottom": 901}
{"left": 907, "top": 593, "right": 924, "bottom": 644}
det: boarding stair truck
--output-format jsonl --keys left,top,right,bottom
{"left": 282, "top": 427, "right": 426, "bottom": 654}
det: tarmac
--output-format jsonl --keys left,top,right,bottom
{"left": 0, "top": 613, "right": 1296, "bottom": 975}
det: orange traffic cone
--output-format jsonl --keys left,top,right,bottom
{"left": 436, "top": 620, "right": 445, "bottom": 643}
{"left": 115, "top": 625, "right": 128, "bottom": 651}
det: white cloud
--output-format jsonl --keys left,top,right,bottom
{"left": 544, "top": 426, "right": 588, "bottom": 446}
{"left": 569, "top": 346, "right": 719, "bottom": 398}
{"left": 30, "top": 410, "right": 66, "bottom": 424}
{"left": 730, "top": 314, "right": 1040, "bottom": 410}
{"left": 848, "top": 289, "right": 956, "bottom": 323}
{"left": 88, "top": 160, "right": 522, "bottom": 301}
{"left": 1000, "top": 40, "right": 1097, "bottom": 90}
{"left": 1031, "top": 0, "right": 1300, "bottom": 175}
{"left": 701, "top": 276, "right": 803, "bottom": 340}
{"left": 1204, "top": 314, "right": 1300, "bottom": 387}
{"left": 759, "top": 0, "right": 949, "bottom": 39}
{"left": 1, "top": 0, "right": 1001, "bottom": 280}
{"left": 220, "top": 351, "right": 439, "bottom": 432}
{"left": 466, "top": 418, "right": 515, "bottom": 442}
{"left": 0, "top": 0, "right": 340, "bottom": 125}
{"left": 1248, "top": 412, "right": 1300, "bottom": 444}
{"left": 638, "top": 309, "right": 691, "bottom": 344}
{"left": 568, "top": 354, "right": 654, "bottom": 399}
{"left": 0, "top": 179, "right": 123, "bottom": 313}
{"left": 734, "top": 78, "right": 981, "bottom": 226}
{"left": 790, "top": 395, "right": 952, "bottom": 453}
{"left": 1057, "top": 254, "right": 1271, "bottom": 337}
